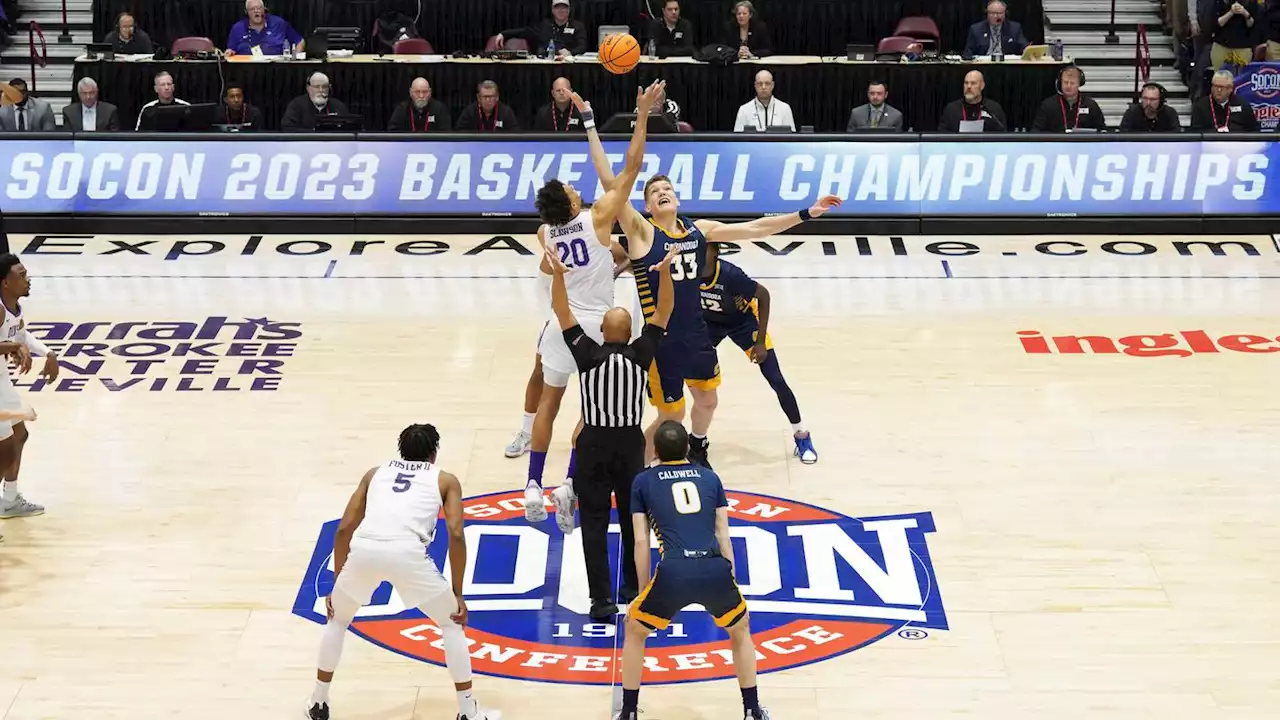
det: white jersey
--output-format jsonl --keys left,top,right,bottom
{"left": 536, "top": 271, "right": 553, "bottom": 317}
{"left": 0, "top": 303, "right": 24, "bottom": 345}
{"left": 544, "top": 209, "right": 614, "bottom": 319}
{"left": 353, "top": 460, "right": 443, "bottom": 546}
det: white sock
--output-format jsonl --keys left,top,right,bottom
{"left": 457, "top": 689, "right": 478, "bottom": 717}
{"left": 311, "top": 680, "right": 330, "bottom": 705}
{"left": 521, "top": 412, "right": 535, "bottom": 434}
{"left": 1, "top": 481, "right": 16, "bottom": 503}
{"left": 691, "top": 433, "right": 706, "bottom": 441}
{"left": 792, "top": 423, "right": 807, "bottom": 435}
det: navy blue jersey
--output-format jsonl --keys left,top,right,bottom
{"left": 631, "top": 461, "right": 727, "bottom": 559}
{"left": 700, "top": 259, "right": 759, "bottom": 329}
{"left": 632, "top": 216, "right": 709, "bottom": 340}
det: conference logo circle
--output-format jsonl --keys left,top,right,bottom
{"left": 292, "top": 489, "right": 948, "bottom": 685}
{"left": 1246, "top": 66, "right": 1280, "bottom": 100}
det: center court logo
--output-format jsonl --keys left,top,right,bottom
{"left": 292, "top": 489, "right": 947, "bottom": 685}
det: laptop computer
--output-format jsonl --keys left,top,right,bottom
{"left": 846, "top": 44, "right": 876, "bottom": 62}
{"left": 138, "top": 103, "right": 217, "bottom": 132}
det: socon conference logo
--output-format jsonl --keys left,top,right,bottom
{"left": 293, "top": 489, "right": 947, "bottom": 685}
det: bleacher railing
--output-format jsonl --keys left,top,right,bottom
{"left": 59, "top": 0, "right": 73, "bottom": 44}
{"left": 1134, "top": 23, "right": 1151, "bottom": 97}
{"left": 1105, "top": 0, "right": 1119, "bottom": 44}
{"left": 28, "top": 22, "right": 47, "bottom": 93}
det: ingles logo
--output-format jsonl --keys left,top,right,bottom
{"left": 1018, "top": 329, "right": 1280, "bottom": 357}
{"left": 15, "top": 317, "right": 302, "bottom": 392}
{"left": 293, "top": 489, "right": 947, "bottom": 685}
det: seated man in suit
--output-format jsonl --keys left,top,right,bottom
{"left": 964, "top": 0, "right": 1028, "bottom": 58}
{"left": 62, "top": 77, "right": 120, "bottom": 132}
{"left": 847, "top": 80, "right": 904, "bottom": 131}
{"left": 1191, "top": 68, "right": 1259, "bottom": 132}
{"left": 0, "top": 78, "right": 56, "bottom": 131}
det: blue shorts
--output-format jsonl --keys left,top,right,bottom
{"left": 646, "top": 333, "right": 721, "bottom": 413}
{"left": 708, "top": 320, "right": 773, "bottom": 356}
{"left": 629, "top": 555, "right": 747, "bottom": 631}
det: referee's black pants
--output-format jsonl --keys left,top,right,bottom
{"left": 576, "top": 424, "right": 645, "bottom": 602}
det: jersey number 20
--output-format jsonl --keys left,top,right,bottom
{"left": 556, "top": 238, "right": 590, "bottom": 268}
{"left": 671, "top": 480, "right": 701, "bottom": 514}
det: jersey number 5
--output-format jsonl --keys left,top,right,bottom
{"left": 669, "top": 252, "right": 698, "bottom": 281}
{"left": 671, "top": 480, "right": 701, "bottom": 514}
{"left": 392, "top": 472, "right": 413, "bottom": 493}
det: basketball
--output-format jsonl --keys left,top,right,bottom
{"left": 599, "top": 33, "right": 641, "bottom": 75}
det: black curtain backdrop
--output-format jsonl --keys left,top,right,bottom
{"left": 77, "top": 57, "right": 1061, "bottom": 133}
{"left": 93, "top": 0, "right": 1045, "bottom": 57}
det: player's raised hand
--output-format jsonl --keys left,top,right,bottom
{"left": 544, "top": 245, "right": 569, "bottom": 275}
{"left": 649, "top": 244, "right": 681, "bottom": 272}
{"left": 637, "top": 79, "right": 666, "bottom": 114}
{"left": 808, "top": 194, "right": 843, "bottom": 218}
{"left": 569, "top": 91, "right": 591, "bottom": 113}
{"left": 451, "top": 597, "right": 469, "bottom": 627}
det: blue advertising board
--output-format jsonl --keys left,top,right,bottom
{"left": 1, "top": 137, "right": 1276, "bottom": 216}
{"left": 1233, "top": 62, "right": 1280, "bottom": 133}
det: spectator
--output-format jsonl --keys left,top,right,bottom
{"left": 963, "top": 1, "right": 1028, "bottom": 58}
{"left": 495, "top": 0, "right": 587, "bottom": 57}
{"left": 388, "top": 78, "right": 452, "bottom": 132}
{"left": 226, "top": 0, "right": 304, "bottom": 57}
{"left": 1203, "top": 0, "right": 1261, "bottom": 70}
{"left": 938, "top": 70, "right": 1007, "bottom": 131}
{"left": 847, "top": 80, "right": 904, "bottom": 131}
{"left": 104, "top": 12, "right": 154, "bottom": 55}
{"left": 456, "top": 80, "right": 520, "bottom": 132}
{"left": 633, "top": 82, "right": 681, "bottom": 126}
{"left": 722, "top": 0, "right": 773, "bottom": 59}
{"left": 281, "top": 72, "right": 351, "bottom": 131}
{"left": 62, "top": 77, "right": 120, "bottom": 132}
{"left": 650, "top": 0, "right": 694, "bottom": 57}
{"left": 733, "top": 70, "right": 795, "bottom": 132}
{"left": 1119, "top": 83, "right": 1182, "bottom": 131}
{"left": 534, "top": 77, "right": 584, "bottom": 132}
{"left": 1191, "top": 68, "right": 1259, "bottom": 131}
{"left": 0, "top": 78, "right": 56, "bottom": 131}
{"left": 1268, "top": 0, "right": 1280, "bottom": 60}
{"left": 217, "top": 83, "right": 265, "bottom": 129}
{"left": 136, "top": 72, "right": 191, "bottom": 130}
{"left": 1031, "top": 66, "right": 1106, "bottom": 132}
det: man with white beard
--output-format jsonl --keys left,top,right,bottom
{"left": 281, "top": 72, "right": 351, "bottom": 131}
{"left": 387, "top": 77, "right": 453, "bottom": 132}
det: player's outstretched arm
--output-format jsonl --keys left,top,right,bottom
{"left": 591, "top": 81, "right": 665, "bottom": 226}
{"left": 545, "top": 246, "right": 579, "bottom": 331}
{"left": 646, "top": 244, "right": 680, "bottom": 329}
{"left": 697, "top": 194, "right": 843, "bottom": 244}
{"left": 21, "top": 328, "right": 59, "bottom": 381}
{"left": 333, "top": 468, "right": 375, "bottom": 581}
{"left": 0, "top": 405, "right": 36, "bottom": 423}
{"left": 439, "top": 471, "right": 468, "bottom": 622}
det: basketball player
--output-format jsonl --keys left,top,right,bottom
{"left": 0, "top": 254, "right": 57, "bottom": 521}
{"left": 0, "top": 403, "right": 38, "bottom": 544}
{"left": 307, "top": 424, "right": 497, "bottom": 720}
{"left": 618, "top": 421, "right": 770, "bottom": 720}
{"left": 592, "top": 150, "right": 841, "bottom": 466}
{"left": 522, "top": 80, "right": 666, "bottom": 526}
{"left": 700, "top": 243, "right": 816, "bottom": 463}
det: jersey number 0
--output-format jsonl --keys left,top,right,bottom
{"left": 671, "top": 480, "right": 701, "bottom": 514}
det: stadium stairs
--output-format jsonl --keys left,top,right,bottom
{"left": 1045, "top": 0, "right": 1191, "bottom": 125}
{"left": 3, "top": 0, "right": 91, "bottom": 125}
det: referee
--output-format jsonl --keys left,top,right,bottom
{"left": 546, "top": 243, "right": 676, "bottom": 620}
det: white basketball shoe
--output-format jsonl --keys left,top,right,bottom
{"left": 523, "top": 481, "right": 548, "bottom": 523}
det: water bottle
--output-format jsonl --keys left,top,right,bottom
{"left": 646, "top": 38, "right": 656, "bottom": 58}
{"left": 546, "top": 38, "right": 556, "bottom": 60}
{"left": 283, "top": 37, "right": 292, "bottom": 60}
{"left": 1051, "top": 38, "right": 1064, "bottom": 62}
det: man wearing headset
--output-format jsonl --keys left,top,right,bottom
{"left": 1030, "top": 66, "right": 1106, "bottom": 132}
{"left": 103, "top": 12, "right": 154, "bottom": 55}
{"left": 226, "top": 0, "right": 303, "bottom": 57}
{"left": 1120, "top": 83, "right": 1182, "bottom": 132}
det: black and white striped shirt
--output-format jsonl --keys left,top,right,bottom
{"left": 566, "top": 323, "right": 664, "bottom": 428}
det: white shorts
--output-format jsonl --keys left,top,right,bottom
{"left": 0, "top": 374, "right": 22, "bottom": 441}
{"left": 538, "top": 313, "right": 604, "bottom": 388}
{"left": 614, "top": 273, "right": 644, "bottom": 341}
{"left": 334, "top": 539, "right": 459, "bottom": 625}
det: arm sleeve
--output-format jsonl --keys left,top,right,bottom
{"left": 631, "top": 323, "right": 666, "bottom": 368}
{"left": 563, "top": 325, "right": 599, "bottom": 371}
{"left": 21, "top": 329, "right": 50, "bottom": 357}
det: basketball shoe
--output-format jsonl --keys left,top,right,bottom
{"left": 0, "top": 494, "right": 44, "bottom": 518}
{"left": 504, "top": 430, "right": 532, "bottom": 458}
{"left": 304, "top": 701, "right": 329, "bottom": 720}
{"left": 793, "top": 433, "right": 817, "bottom": 464}
{"left": 746, "top": 708, "right": 773, "bottom": 720}
{"left": 523, "top": 480, "right": 548, "bottom": 523}
{"left": 551, "top": 478, "right": 577, "bottom": 533}
{"left": 687, "top": 436, "right": 711, "bottom": 468}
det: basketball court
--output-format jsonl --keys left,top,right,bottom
{"left": 1, "top": 231, "right": 1277, "bottom": 719}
